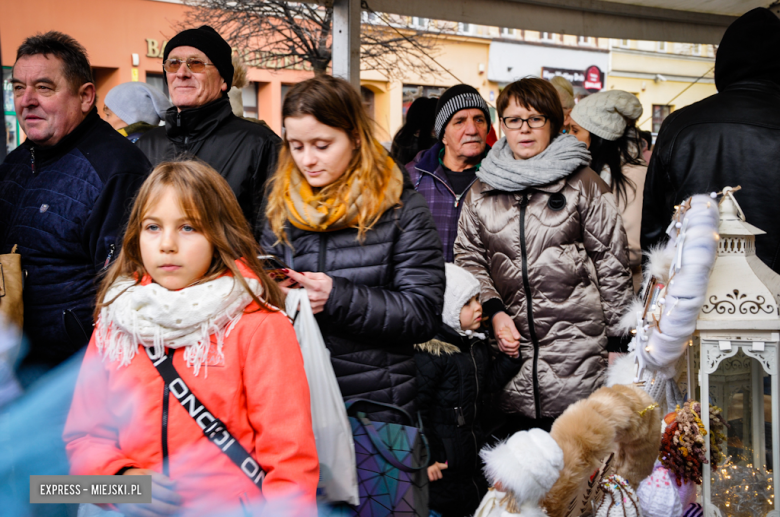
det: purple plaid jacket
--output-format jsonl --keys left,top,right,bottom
{"left": 406, "top": 142, "right": 481, "bottom": 262}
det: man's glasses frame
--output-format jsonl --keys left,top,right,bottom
{"left": 163, "top": 58, "right": 216, "bottom": 74}
{"left": 500, "top": 115, "right": 549, "bottom": 130}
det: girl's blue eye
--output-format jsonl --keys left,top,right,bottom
{"left": 182, "top": 225, "right": 195, "bottom": 232}
{"left": 146, "top": 224, "right": 159, "bottom": 231}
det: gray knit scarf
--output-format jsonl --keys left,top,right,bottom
{"left": 477, "top": 134, "right": 591, "bottom": 192}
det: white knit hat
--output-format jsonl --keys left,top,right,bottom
{"left": 105, "top": 82, "right": 172, "bottom": 126}
{"left": 570, "top": 90, "right": 643, "bottom": 141}
{"left": 443, "top": 263, "right": 481, "bottom": 336}
{"left": 481, "top": 428, "right": 564, "bottom": 504}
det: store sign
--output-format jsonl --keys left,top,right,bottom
{"left": 144, "top": 38, "right": 312, "bottom": 71}
{"left": 541, "top": 66, "right": 604, "bottom": 93}
{"left": 146, "top": 39, "right": 168, "bottom": 58}
{"left": 541, "top": 67, "right": 585, "bottom": 86}
{"left": 583, "top": 65, "right": 604, "bottom": 92}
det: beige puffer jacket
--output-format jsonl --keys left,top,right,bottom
{"left": 454, "top": 165, "right": 632, "bottom": 419}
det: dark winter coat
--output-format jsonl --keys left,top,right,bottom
{"left": 415, "top": 324, "right": 522, "bottom": 517}
{"left": 261, "top": 182, "right": 445, "bottom": 424}
{"left": 0, "top": 109, "right": 150, "bottom": 367}
{"left": 641, "top": 8, "right": 780, "bottom": 272}
{"left": 406, "top": 142, "right": 484, "bottom": 262}
{"left": 136, "top": 98, "right": 280, "bottom": 237}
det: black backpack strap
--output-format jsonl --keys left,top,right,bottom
{"left": 146, "top": 347, "right": 265, "bottom": 489}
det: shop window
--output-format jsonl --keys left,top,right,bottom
{"left": 361, "top": 87, "right": 375, "bottom": 119}
{"left": 652, "top": 104, "right": 672, "bottom": 133}
{"left": 242, "top": 82, "right": 259, "bottom": 119}
{"left": 402, "top": 84, "right": 446, "bottom": 118}
{"left": 146, "top": 72, "right": 170, "bottom": 101}
{"left": 458, "top": 23, "right": 473, "bottom": 34}
{"left": 541, "top": 32, "right": 556, "bottom": 42}
{"left": 411, "top": 17, "right": 428, "bottom": 29}
{"left": 658, "top": 41, "right": 667, "bottom": 52}
{"left": 3, "top": 67, "right": 21, "bottom": 154}
{"left": 578, "top": 36, "right": 595, "bottom": 46}
{"left": 620, "top": 39, "right": 630, "bottom": 48}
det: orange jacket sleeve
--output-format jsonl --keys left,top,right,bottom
{"left": 242, "top": 311, "right": 319, "bottom": 504}
{"left": 63, "top": 334, "right": 138, "bottom": 476}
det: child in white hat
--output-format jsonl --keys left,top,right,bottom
{"left": 415, "top": 263, "right": 522, "bottom": 517}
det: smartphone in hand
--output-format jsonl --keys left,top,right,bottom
{"left": 258, "top": 254, "right": 290, "bottom": 282}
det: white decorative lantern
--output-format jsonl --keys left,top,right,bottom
{"left": 696, "top": 187, "right": 780, "bottom": 516}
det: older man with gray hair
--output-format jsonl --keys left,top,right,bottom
{"left": 137, "top": 25, "right": 280, "bottom": 236}
{"left": 406, "top": 84, "right": 491, "bottom": 262}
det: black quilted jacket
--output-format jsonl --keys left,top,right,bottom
{"left": 261, "top": 184, "right": 445, "bottom": 424}
{"left": 415, "top": 324, "right": 522, "bottom": 516}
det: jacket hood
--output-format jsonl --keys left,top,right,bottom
{"left": 715, "top": 8, "right": 780, "bottom": 92}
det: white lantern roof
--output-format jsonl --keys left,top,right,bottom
{"left": 697, "top": 187, "right": 780, "bottom": 330}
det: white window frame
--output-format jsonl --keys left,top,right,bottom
{"left": 657, "top": 41, "right": 666, "bottom": 52}
{"left": 541, "top": 32, "right": 555, "bottom": 42}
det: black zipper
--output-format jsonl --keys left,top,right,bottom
{"left": 469, "top": 343, "right": 479, "bottom": 469}
{"left": 416, "top": 168, "right": 477, "bottom": 208}
{"left": 519, "top": 193, "right": 542, "bottom": 420}
{"left": 162, "top": 379, "right": 170, "bottom": 476}
{"left": 318, "top": 233, "right": 327, "bottom": 272}
{"left": 30, "top": 147, "right": 36, "bottom": 174}
{"left": 103, "top": 244, "right": 116, "bottom": 270}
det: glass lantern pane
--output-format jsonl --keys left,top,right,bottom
{"left": 709, "top": 349, "right": 774, "bottom": 515}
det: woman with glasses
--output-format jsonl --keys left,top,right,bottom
{"left": 454, "top": 77, "right": 632, "bottom": 433}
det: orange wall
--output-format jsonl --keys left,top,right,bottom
{"left": 1, "top": 0, "right": 313, "bottom": 134}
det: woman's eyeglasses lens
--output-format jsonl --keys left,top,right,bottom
{"left": 502, "top": 116, "right": 547, "bottom": 129}
{"left": 163, "top": 59, "right": 208, "bottom": 73}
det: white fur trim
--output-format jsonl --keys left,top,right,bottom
{"left": 481, "top": 429, "right": 563, "bottom": 505}
{"left": 606, "top": 353, "right": 638, "bottom": 387}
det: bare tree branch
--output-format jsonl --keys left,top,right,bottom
{"left": 179, "top": 0, "right": 453, "bottom": 81}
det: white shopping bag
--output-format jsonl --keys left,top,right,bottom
{"left": 286, "top": 289, "right": 359, "bottom": 505}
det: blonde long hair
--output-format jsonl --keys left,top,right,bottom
{"left": 94, "top": 160, "right": 284, "bottom": 321}
{"left": 265, "top": 75, "right": 394, "bottom": 244}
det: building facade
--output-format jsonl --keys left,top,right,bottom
{"left": 2, "top": 0, "right": 718, "bottom": 154}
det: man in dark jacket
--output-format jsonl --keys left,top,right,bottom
{"left": 406, "top": 85, "right": 490, "bottom": 262}
{"left": 136, "top": 25, "right": 280, "bottom": 237}
{"left": 0, "top": 32, "right": 150, "bottom": 381}
{"left": 641, "top": 8, "right": 780, "bottom": 271}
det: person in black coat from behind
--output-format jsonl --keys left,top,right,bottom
{"left": 391, "top": 96, "right": 438, "bottom": 166}
{"left": 416, "top": 263, "right": 522, "bottom": 517}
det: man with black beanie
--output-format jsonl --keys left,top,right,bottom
{"left": 137, "top": 25, "right": 280, "bottom": 237}
{"left": 405, "top": 84, "right": 491, "bottom": 261}
{"left": 641, "top": 7, "right": 780, "bottom": 273}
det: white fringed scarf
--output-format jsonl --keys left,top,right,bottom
{"left": 96, "top": 276, "right": 262, "bottom": 376}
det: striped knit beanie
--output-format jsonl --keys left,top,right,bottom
{"left": 434, "top": 84, "right": 491, "bottom": 141}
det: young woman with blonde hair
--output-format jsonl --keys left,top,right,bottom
{"left": 262, "top": 75, "right": 445, "bottom": 513}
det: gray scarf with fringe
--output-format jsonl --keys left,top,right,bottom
{"left": 477, "top": 134, "right": 590, "bottom": 192}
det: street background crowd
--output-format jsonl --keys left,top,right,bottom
{"left": 0, "top": 5, "right": 779, "bottom": 517}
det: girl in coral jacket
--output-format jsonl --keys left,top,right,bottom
{"left": 63, "top": 160, "right": 319, "bottom": 517}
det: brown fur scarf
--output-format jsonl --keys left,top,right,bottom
{"left": 542, "top": 385, "right": 661, "bottom": 517}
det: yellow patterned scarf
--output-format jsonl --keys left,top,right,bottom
{"left": 283, "top": 149, "right": 404, "bottom": 233}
